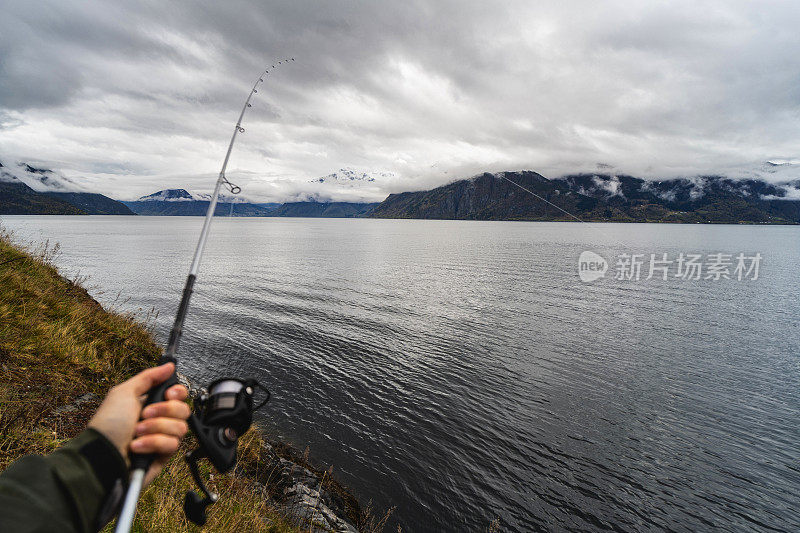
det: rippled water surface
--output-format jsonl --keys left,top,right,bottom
{"left": 2, "top": 216, "right": 799, "bottom": 532}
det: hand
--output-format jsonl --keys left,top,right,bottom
{"left": 88, "top": 363, "right": 190, "bottom": 486}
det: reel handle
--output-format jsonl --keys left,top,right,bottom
{"left": 184, "top": 447, "right": 219, "bottom": 526}
{"left": 181, "top": 378, "right": 269, "bottom": 525}
{"left": 129, "top": 359, "right": 179, "bottom": 471}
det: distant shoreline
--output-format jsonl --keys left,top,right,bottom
{"left": 3, "top": 213, "right": 798, "bottom": 225}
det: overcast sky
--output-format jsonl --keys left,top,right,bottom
{"left": 2, "top": 0, "right": 800, "bottom": 201}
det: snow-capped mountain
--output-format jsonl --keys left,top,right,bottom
{"left": 297, "top": 168, "right": 397, "bottom": 203}
{"left": 138, "top": 189, "right": 195, "bottom": 202}
{"left": 555, "top": 173, "right": 800, "bottom": 203}
{"left": 126, "top": 188, "right": 276, "bottom": 216}
{"left": 137, "top": 189, "right": 250, "bottom": 203}
{"left": 555, "top": 161, "right": 800, "bottom": 202}
{"left": 310, "top": 168, "right": 396, "bottom": 187}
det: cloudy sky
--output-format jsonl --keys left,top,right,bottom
{"left": 2, "top": 0, "right": 800, "bottom": 201}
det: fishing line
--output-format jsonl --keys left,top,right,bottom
{"left": 179, "top": 288, "right": 262, "bottom": 370}
{"left": 498, "top": 173, "right": 618, "bottom": 242}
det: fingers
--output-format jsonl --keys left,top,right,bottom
{"left": 141, "top": 399, "right": 191, "bottom": 421}
{"left": 135, "top": 384, "right": 187, "bottom": 404}
{"left": 135, "top": 417, "right": 188, "bottom": 439}
{"left": 125, "top": 363, "right": 176, "bottom": 396}
{"left": 130, "top": 434, "right": 180, "bottom": 455}
{"left": 165, "top": 383, "right": 188, "bottom": 401}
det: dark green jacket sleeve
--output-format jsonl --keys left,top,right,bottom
{"left": 0, "top": 428, "right": 128, "bottom": 533}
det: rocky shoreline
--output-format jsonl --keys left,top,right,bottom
{"left": 250, "top": 444, "right": 359, "bottom": 533}
{"left": 177, "top": 373, "right": 363, "bottom": 532}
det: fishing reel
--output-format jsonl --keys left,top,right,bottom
{"left": 183, "top": 377, "right": 270, "bottom": 525}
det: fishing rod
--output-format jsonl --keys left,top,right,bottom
{"left": 114, "top": 58, "right": 294, "bottom": 533}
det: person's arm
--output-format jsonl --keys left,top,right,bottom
{"left": 0, "top": 428, "right": 126, "bottom": 532}
{"left": 0, "top": 363, "right": 190, "bottom": 533}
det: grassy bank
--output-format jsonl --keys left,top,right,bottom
{"left": 0, "top": 230, "right": 381, "bottom": 532}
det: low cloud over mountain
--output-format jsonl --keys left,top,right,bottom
{"left": 0, "top": 161, "right": 87, "bottom": 193}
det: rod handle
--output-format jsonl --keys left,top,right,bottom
{"left": 129, "top": 361, "right": 179, "bottom": 471}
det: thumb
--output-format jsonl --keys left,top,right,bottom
{"left": 126, "top": 362, "right": 176, "bottom": 396}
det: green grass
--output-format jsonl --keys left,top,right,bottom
{"left": 0, "top": 230, "right": 335, "bottom": 532}
{"left": 0, "top": 234, "right": 158, "bottom": 465}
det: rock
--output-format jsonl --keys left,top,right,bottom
{"left": 278, "top": 459, "right": 319, "bottom": 487}
{"left": 284, "top": 483, "right": 359, "bottom": 533}
{"left": 49, "top": 392, "right": 98, "bottom": 417}
{"left": 260, "top": 444, "right": 359, "bottom": 532}
{"left": 176, "top": 372, "right": 205, "bottom": 397}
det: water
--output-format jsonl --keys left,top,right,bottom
{"left": 2, "top": 215, "right": 799, "bottom": 532}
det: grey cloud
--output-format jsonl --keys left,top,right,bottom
{"left": 2, "top": 0, "right": 800, "bottom": 201}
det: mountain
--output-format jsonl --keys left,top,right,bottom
{"left": 1, "top": 161, "right": 383, "bottom": 217}
{"left": 123, "top": 201, "right": 277, "bottom": 216}
{"left": 123, "top": 189, "right": 278, "bottom": 216}
{"left": 306, "top": 168, "right": 394, "bottom": 204}
{"left": 310, "top": 168, "right": 396, "bottom": 186}
{"left": 0, "top": 162, "right": 134, "bottom": 215}
{"left": 251, "top": 202, "right": 282, "bottom": 211}
{"left": 551, "top": 173, "right": 800, "bottom": 223}
{"left": 44, "top": 192, "right": 135, "bottom": 215}
{"left": 370, "top": 171, "right": 800, "bottom": 224}
{"left": 14, "top": 163, "right": 86, "bottom": 192}
{"left": 370, "top": 171, "right": 597, "bottom": 220}
{"left": 137, "top": 189, "right": 196, "bottom": 202}
{"left": 0, "top": 181, "right": 86, "bottom": 215}
{"left": 125, "top": 189, "right": 377, "bottom": 217}
{"left": 9, "top": 157, "right": 800, "bottom": 223}
{"left": 269, "top": 201, "right": 380, "bottom": 218}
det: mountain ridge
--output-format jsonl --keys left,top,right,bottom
{"left": 0, "top": 181, "right": 86, "bottom": 215}
{"left": 5, "top": 157, "right": 800, "bottom": 222}
{"left": 0, "top": 161, "right": 134, "bottom": 215}
{"left": 270, "top": 200, "right": 379, "bottom": 218}
{"left": 370, "top": 171, "right": 800, "bottom": 223}
{"left": 123, "top": 190, "right": 378, "bottom": 217}
{"left": 122, "top": 189, "right": 279, "bottom": 216}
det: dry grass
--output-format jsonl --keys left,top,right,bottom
{"left": 0, "top": 233, "right": 159, "bottom": 467}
